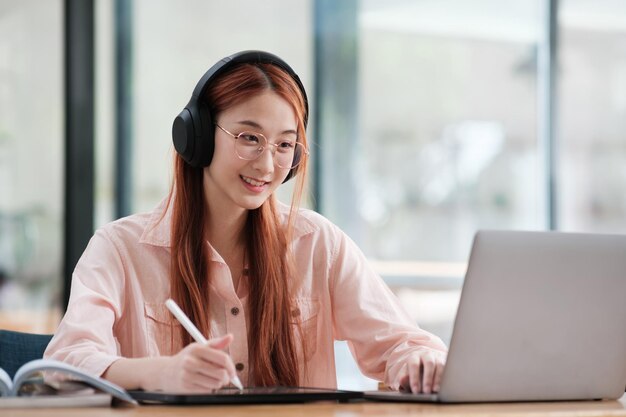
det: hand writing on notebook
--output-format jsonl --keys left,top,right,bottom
{"left": 145, "top": 334, "right": 238, "bottom": 393}
{"left": 395, "top": 349, "right": 447, "bottom": 394}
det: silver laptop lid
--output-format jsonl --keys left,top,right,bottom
{"left": 439, "top": 230, "right": 626, "bottom": 402}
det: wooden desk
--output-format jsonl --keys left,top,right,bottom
{"left": 3, "top": 394, "right": 626, "bottom": 417}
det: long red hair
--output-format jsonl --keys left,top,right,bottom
{"left": 168, "top": 62, "right": 309, "bottom": 386}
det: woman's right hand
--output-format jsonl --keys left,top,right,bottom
{"left": 146, "top": 334, "right": 238, "bottom": 393}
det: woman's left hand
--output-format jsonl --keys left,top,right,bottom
{"left": 395, "top": 348, "right": 447, "bottom": 394}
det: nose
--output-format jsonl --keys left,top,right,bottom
{"left": 250, "top": 145, "right": 275, "bottom": 174}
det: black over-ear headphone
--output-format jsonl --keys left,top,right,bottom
{"left": 172, "top": 50, "right": 309, "bottom": 183}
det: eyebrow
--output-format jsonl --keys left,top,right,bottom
{"left": 235, "top": 120, "right": 297, "bottom": 136}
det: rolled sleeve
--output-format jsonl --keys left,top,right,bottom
{"left": 329, "top": 224, "right": 447, "bottom": 383}
{"left": 44, "top": 229, "right": 126, "bottom": 377}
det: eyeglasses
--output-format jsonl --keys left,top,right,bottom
{"left": 215, "top": 123, "right": 308, "bottom": 169}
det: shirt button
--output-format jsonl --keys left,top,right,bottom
{"left": 236, "top": 363, "right": 245, "bottom": 372}
{"left": 231, "top": 307, "right": 240, "bottom": 316}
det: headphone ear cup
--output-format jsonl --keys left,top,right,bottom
{"left": 191, "top": 101, "right": 214, "bottom": 168}
{"left": 172, "top": 108, "right": 196, "bottom": 165}
{"left": 173, "top": 102, "right": 214, "bottom": 168}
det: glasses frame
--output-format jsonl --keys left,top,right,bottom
{"left": 215, "top": 123, "right": 309, "bottom": 169}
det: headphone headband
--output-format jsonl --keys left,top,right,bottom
{"left": 172, "top": 50, "right": 308, "bottom": 182}
{"left": 191, "top": 51, "right": 309, "bottom": 124}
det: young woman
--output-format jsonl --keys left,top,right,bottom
{"left": 45, "top": 51, "right": 447, "bottom": 394}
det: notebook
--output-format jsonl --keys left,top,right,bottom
{"left": 128, "top": 387, "right": 362, "bottom": 404}
{"left": 365, "top": 230, "right": 626, "bottom": 403}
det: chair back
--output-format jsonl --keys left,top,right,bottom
{"left": 0, "top": 329, "right": 53, "bottom": 379}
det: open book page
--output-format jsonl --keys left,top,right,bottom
{"left": 10, "top": 359, "right": 137, "bottom": 404}
{"left": 0, "top": 368, "right": 11, "bottom": 396}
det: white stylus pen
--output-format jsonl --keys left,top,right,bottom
{"left": 165, "top": 298, "right": 244, "bottom": 391}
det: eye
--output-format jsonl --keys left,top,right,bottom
{"left": 275, "top": 137, "right": 297, "bottom": 153}
{"left": 278, "top": 141, "right": 295, "bottom": 149}
{"left": 239, "top": 133, "right": 260, "bottom": 144}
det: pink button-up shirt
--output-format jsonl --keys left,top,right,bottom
{"left": 44, "top": 199, "right": 446, "bottom": 388}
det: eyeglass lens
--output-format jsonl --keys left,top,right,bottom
{"left": 235, "top": 132, "right": 302, "bottom": 169}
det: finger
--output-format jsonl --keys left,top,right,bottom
{"left": 185, "top": 358, "right": 233, "bottom": 387}
{"left": 174, "top": 363, "right": 228, "bottom": 393}
{"left": 189, "top": 343, "right": 237, "bottom": 376}
{"left": 207, "top": 333, "right": 234, "bottom": 350}
{"left": 421, "top": 354, "right": 436, "bottom": 394}
{"left": 179, "top": 351, "right": 207, "bottom": 374}
{"left": 396, "top": 362, "right": 410, "bottom": 392}
{"left": 433, "top": 359, "right": 445, "bottom": 392}
{"left": 205, "top": 349, "right": 237, "bottom": 376}
{"left": 408, "top": 358, "right": 422, "bottom": 393}
{"left": 191, "top": 363, "right": 232, "bottom": 386}
{"left": 178, "top": 353, "right": 230, "bottom": 386}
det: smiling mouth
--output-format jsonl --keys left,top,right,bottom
{"left": 241, "top": 175, "right": 269, "bottom": 187}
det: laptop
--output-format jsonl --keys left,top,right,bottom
{"left": 365, "top": 230, "right": 626, "bottom": 403}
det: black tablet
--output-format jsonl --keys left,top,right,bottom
{"left": 128, "top": 386, "right": 363, "bottom": 405}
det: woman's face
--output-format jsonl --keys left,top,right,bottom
{"left": 203, "top": 90, "right": 297, "bottom": 213}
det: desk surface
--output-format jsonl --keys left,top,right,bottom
{"left": 4, "top": 394, "right": 626, "bottom": 417}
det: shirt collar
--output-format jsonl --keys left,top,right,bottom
{"left": 139, "top": 197, "right": 172, "bottom": 247}
{"left": 276, "top": 200, "right": 319, "bottom": 239}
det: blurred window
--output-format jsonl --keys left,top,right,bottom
{"left": 558, "top": 0, "right": 626, "bottom": 232}
{"left": 0, "top": 0, "right": 63, "bottom": 332}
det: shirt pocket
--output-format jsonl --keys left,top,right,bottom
{"left": 291, "top": 298, "right": 320, "bottom": 361}
{"left": 143, "top": 302, "right": 183, "bottom": 356}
